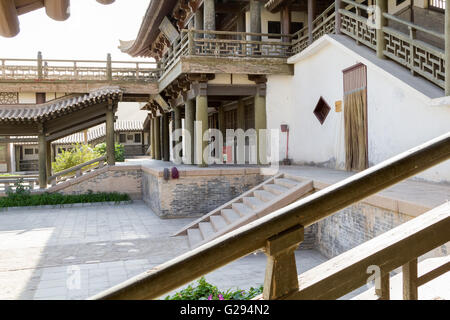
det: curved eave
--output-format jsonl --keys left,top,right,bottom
{"left": 0, "top": 0, "right": 115, "bottom": 38}
{"left": 119, "top": 0, "right": 178, "bottom": 58}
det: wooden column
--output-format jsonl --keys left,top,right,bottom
{"left": 38, "top": 125, "right": 47, "bottom": 189}
{"left": 195, "top": 4, "right": 204, "bottom": 37}
{"left": 308, "top": 0, "right": 316, "bottom": 44}
{"left": 376, "top": 0, "right": 388, "bottom": 59}
{"left": 46, "top": 140, "right": 52, "bottom": 179}
{"left": 162, "top": 113, "right": 170, "bottom": 162}
{"left": 106, "top": 105, "right": 115, "bottom": 166}
{"left": 173, "top": 106, "right": 182, "bottom": 154}
{"left": 204, "top": 0, "right": 215, "bottom": 38}
{"left": 281, "top": 5, "right": 291, "bottom": 43}
{"left": 335, "top": 0, "right": 343, "bottom": 35}
{"left": 150, "top": 117, "right": 155, "bottom": 158}
{"left": 252, "top": 76, "right": 267, "bottom": 165}
{"left": 196, "top": 85, "right": 209, "bottom": 167}
{"left": 154, "top": 116, "right": 161, "bottom": 160}
{"left": 445, "top": 0, "right": 450, "bottom": 95}
{"left": 236, "top": 12, "right": 245, "bottom": 32}
{"left": 250, "top": 0, "right": 262, "bottom": 41}
{"left": 237, "top": 99, "right": 246, "bottom": 131}
{"left": 263, "top": 225, "right": 304, "bottom": 300}
{"left": 185, "top": 99, "right": 195, "bottom": 164}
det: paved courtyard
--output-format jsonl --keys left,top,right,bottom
{"left": 0, "top": 202, "right": 328, "bottom": 300}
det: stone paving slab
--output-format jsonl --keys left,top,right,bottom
{"left": 0, "top": 202, "right": 328, "bottom": 300}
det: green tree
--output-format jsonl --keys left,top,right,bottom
{"left": 52, "top": 144, "right": 99, "bottom": 173}
{"left": 93, "top": 143, "right": 125, "bottom": 162}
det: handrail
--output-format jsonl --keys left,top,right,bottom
{"left": 383, "top": 12, "right": 445, "bottom": 40}
{"left": 92, "top": 132, "right": 450, "bottom": 300}
{"left": 282, "top": 202, "right": 450, "bottom": 300}
{"left": 49, "top": 156, "right": 106, "bottom": 186}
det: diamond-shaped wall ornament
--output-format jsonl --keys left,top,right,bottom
{"left": 313, "top": 96, "right": 331, "bottom": 125}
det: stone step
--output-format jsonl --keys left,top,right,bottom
{"left": 198, "top": 222, "right": 215, "bottom": 240}
{"left": 210, "top": 215, "right": 228, "bottom": 232}
{"left": 283, "top": 174, "right": 305, "bottom": 183}
{"left": 243, "top": 197, "right": 265, "bottom": 210}
{"left": 221, "top": 209, "right": 241, "bottom": 224}
{"left": 254, "top": 190, "right": 276, "bottom": 202}
{"left": 232, "top": 202, "right": 254, "bottom": 217}
{"left": 187, "top": 228, "right": 203, "bottom": 248}
{"left": 274, "top": 178, "right": 299, "bottom": 189}
{"left": 263, "top": 183, "right": 290, "bottom": 195}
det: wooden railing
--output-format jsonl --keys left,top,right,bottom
{"left": 0, "top": 176, "right": 39, "bottom": 193}
{"left": 49, "top": 156, "right": 106, "bottom": 187}
{"left": 160, "top": 29, "right": 293, "bottom": 72}
{"left": 0, "top": 54, "right": 161, "bottom": 82}
{"left": 339, "top": 0, "right": 445, "bottom": 89}
{"left": 92, "top": 132, "right": 450, "bottom": 300}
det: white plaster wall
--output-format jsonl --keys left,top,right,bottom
{"left": 267, "top": 37, "right": 450, "bottom": 183}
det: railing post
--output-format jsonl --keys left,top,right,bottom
{"left": 1, "top": 59, "right": 5, "bottom": 79}
{"left": 37, "top": 51, "right": 43, "bottom": 80}
{"left": 402, "top": 258, "right": 418, "bottom": 300}
{"left": 375, "top": 271, "right": 390, "bottom": 300}
{"left": 376, "top": 0, "right": 387, "bottom": 59}
{"left": 74, "top": 61, "right": 78, "bottom": 80}
{"left": 188, "top": 29, "right": 195, "bottom": 55}
{"left": 445, "top": 0, "right": 450, "bottom": 95}
{"left": 106, "top": 53, "right": 112, "bottom": 81}
{"left": 263, "top": 225, "right": 304, "bottom": 300}
{"left": 409, "top": 26, "right": 417, "bottom": 76}
{"left": 307, "top": 0, "right": 315, "bottom": 44}
{"left": 335, "top": 0, "right": 343, "bottom": 35}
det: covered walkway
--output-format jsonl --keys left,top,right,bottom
{"left": 0, "top": 87, "right": 122, "bottom": 188}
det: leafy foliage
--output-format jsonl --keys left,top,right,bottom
{"left": 94, "top": 143, "right": 125, "bottom": 163}
{"left": 0, "top": 187, "right": 130, "bottom": 208}
{"left": 165, "top": 277, "right": 263, "bottom": 300}
{"left": 52, "top": 144, "right": 99, "bottom": 174}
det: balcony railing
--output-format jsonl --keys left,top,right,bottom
{"left": 160, "top": 29, "right": 293, "bottom": 76}
{"left": 0, "top": 55, "right": 161, "bottom": 82}
{"left": 92, "top": 131, "right": 450, "bottom": 300}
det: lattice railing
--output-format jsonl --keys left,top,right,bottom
{"left": 0, "top": 57, "right": 160, "bottom": 82}
{"left": 189, "top": 30, "right": 293, "bottom": 58}
{"left": 382, "top": 13, "right": 445, "bottom": 89}
{"left": 339, "top": 1, "right": 377, "bottom": 50}
{"left": 339, "top": 0, "right": 445, "bottom": 89}
{"left": 312, "top": 3, "right": 336, "bottom": 42}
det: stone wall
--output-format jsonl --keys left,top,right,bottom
{"left": 312, "top": 201, "right": 448, "bottom": 259}
{"left": 142, "top": 167, "right": 266, "bottom": 218}
{"left": 49, "top": 166, "right": 142, "bottom": 200}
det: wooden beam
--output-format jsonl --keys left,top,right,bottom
{"left": 0, "top": 0, "right": 19, "bottom": 38}
{"left": 45, "top": 116, "right": 107, "bottom": 142}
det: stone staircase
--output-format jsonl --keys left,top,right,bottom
{"left": 174, "top": 173, "right": 314, "bottom": 249}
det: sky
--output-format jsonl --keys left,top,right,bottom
{"left": 0, "top": 0, "right": 152, "bottom": 61}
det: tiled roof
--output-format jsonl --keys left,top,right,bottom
{"left": 11, "top": 120, "right": 144, "bottom": 146}
{"left": 0, "top": 87, "right": 122, "bottom": 122}
{"left": 55, "top": 120, "right": 144, "bottom": 145}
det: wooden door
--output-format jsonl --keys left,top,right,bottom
{"left": 343, "top": 63, "right": 368, "bottom": 171}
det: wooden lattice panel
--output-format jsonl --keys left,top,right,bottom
{"left": 340, "top": 12, "right": 377, "bottom": 50}
{"left": 384, "top": 28, "right": 445, "bottom": 88}
{"left": 0, "top": 92, "right": 18, "bottom": 104}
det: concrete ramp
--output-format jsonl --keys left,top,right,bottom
{"left": 173, "top": 173, "right": 314, "bottom": 249}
